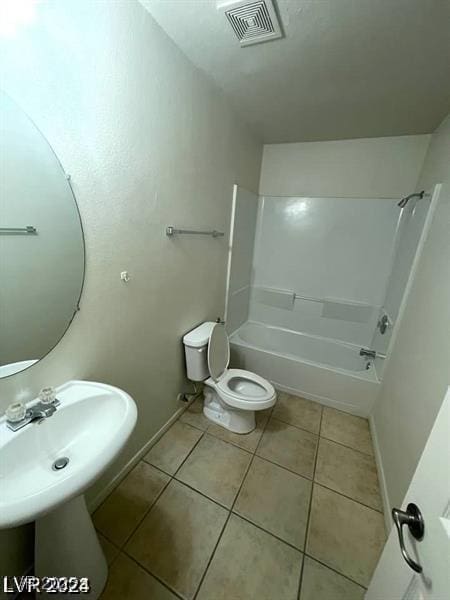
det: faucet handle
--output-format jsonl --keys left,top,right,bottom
{"left": 39, "top": 387, "right": 56, "bottom": 404}
{"left": 5, "top": 402, "right": 27, "bottom": 423}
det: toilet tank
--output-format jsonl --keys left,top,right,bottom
{"left": 183, "top": 322, "right": 215, "bottom": 381}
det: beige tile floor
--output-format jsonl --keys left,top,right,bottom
{"left": 97, "top": 391, "right": 386, "bottom": 600}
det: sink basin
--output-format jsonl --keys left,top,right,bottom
{"left": 0, "top": 380, "right": 137, "bottom": 598}
{"left": 0, "top": 380, "right": 137, "bottom": 528}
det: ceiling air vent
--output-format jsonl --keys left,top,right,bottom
{"left": 217, "top": 0, "right": 283, "bottom": 47}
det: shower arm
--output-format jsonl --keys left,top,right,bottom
{"left": 397, "top": 190, "right": 429, "bottom": 208}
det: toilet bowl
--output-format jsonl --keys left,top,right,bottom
{"left": 183, "top": 322, "right": 276, "bottom": 433}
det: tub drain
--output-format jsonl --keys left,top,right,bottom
{"left": 52, "top": 457, "right": 69, "bottom": 471}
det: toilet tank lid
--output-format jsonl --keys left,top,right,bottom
{"left": 183, "top": 322, "right": 216, "bottom": 348}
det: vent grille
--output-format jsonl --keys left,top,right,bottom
{"left": 218, "top": 0, "right": 283, "bottom": 47}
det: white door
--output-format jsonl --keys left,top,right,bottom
{"left": 366, "top": 387, "right": 450, "bottom": 599}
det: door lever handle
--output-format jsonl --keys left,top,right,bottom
{"left": 392, "top": 503, "right": 425, "bottom": 573}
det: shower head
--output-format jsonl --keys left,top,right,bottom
{"left": 398, "top": 190, "right": 427, "bottom": 208}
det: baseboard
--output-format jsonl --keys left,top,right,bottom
{"left": 369, "top": 414, "right": 392, "bottom": 533}
{"left": 88, "top": 402, "right": 191, "bottom": 512}
{"left": 272, "top": 380, "right": 370, "bottom": 418}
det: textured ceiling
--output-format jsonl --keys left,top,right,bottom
{"left": 140, "top": 0, "right": 450, "bottom": 143}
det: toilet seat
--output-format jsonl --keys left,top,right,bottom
{"left": 206, "top": 324, "right": 276, "bottom": 411}
{"left": 207, "top": 369, "right": 276, "bottom": 410}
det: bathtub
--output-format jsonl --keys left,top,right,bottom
{"left": 229, "top": 321, "right": 380, "bottom": 416}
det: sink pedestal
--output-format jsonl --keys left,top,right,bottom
{"left": 35, "top": 495, "right": 107, "bottom": 599}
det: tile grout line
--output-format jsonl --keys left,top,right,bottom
{"left": 115, "top": 425, "right": 208, "bottom": 564}
{"left": 96, "top": 529, "right": 120, "bottom": 553}
{"left": 142, "top": 423, "right": 207, "bottom": 473}
{"left": 318, "top": 432, "right": 375, "bottom": 458}
{"left": 200, "top": 430, "right": 254, "bottom": 456}
{"left": 119, "top": 474, "right": 190, "bottom": 597}
{"left": 302, "top": 552, "right": 368, "bottom": 590}
{"left": 254, "top": 418, "right": 383, "bottom": 512}
{"left": 179, "top": 398, "right": 210, "bottom": 433}
{"left": 272, "top": 413, "right": 374, "bottom": 458}
{"left": 299, "top": 400, "right": 382, "bottom": 594}
{"left": 104, "top": 545, "right": 121, "bottom": 571}
{"left": 120, "top": 423, "right": 209, "bottom": 600}
{"left": 175, "top": 408, "right": 273, "bottom": 598}
{"left": 122, "top": 409, "right": 268, "bottom": 557}
{"left": 202, "top": 430, "right": 262, "bottom": 454}
{"left": 98, "top": 420, "right": 207, "bottom": 550}
{"left": 191, "top": 509, "right": 232, "bottom": 600}
{"left": 273, "top": 391, "right": 375, "bottom": 456}
{"left": 253, "top": 451, "right": 315, "bottom": 481}
{"left": 311, "top": 480, "right": 384, "bottom": 514}
{"left": 271, "top": 413, "right": 322, "bottom": 437}
{"left": 121, "top": 549, "right": 185, "bottom": 600}
{"left": 171, "top": 477, "right": 232, "bottom": 511}
{"left": 171, "top": 419, "right": 263, "bottom": 509}
{"left": 172, "top": 428, "right": 207, "bottom": 476}
{"left": 99, "top": 478, "right": 187, "bottom": 598}
{"left": 254, "top": 440, "right": 383, "bottom": 517}
{"left": 120, "top": 471, "right": 171, "bottom": 549}
{"left": 230, "top": 511, "right": 304, "bottom": 553}
{"left": 192, "top": 407, "right": 274, "bottom": 600}
{"left": 297, "top": 405, "right": 324, "bottom": 600}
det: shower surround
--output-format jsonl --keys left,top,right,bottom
{"left": 226, "top": 185, "right": 432, "bottom": 416}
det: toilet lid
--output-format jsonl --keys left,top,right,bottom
{"left": 208, "top": 323, "right": 230, "bottom": 381}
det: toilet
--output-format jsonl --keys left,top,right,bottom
{"left": 183, "top": 322, "right": 276, "bottom": 434}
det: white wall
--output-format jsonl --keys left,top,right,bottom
{"left": 0, "top": 92, "right": 84, "bottom": 366}
{"left": 260, "top": 135, "right": 430, "bottom": 197}
{"left": 226, "top": 186, "right": 258, "bottom": 334}
{"left": 372, "top": 115, "right": 450, "bottom": 510}
{"left": 0, "top": 0, "right": 262, "bottom": 581}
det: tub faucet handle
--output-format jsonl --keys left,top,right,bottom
{"left": 377, "top": 314, "right": 391, "bottom": 335}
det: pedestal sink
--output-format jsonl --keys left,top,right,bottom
{"left": 0, "top": 380, "right": 137, "bottom": 598}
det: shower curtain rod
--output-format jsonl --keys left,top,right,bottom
{"left": 397, "top": 190, "right": 430, "bottom": 208}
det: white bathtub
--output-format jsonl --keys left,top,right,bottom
{"left": 229, "top": 321, "right": 380, "bottom": 416}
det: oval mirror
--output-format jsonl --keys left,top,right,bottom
{"left": 0, "top": 92, "right": 85, "bottom": 378}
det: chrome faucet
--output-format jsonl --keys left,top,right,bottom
{"left": 29, "top": 401, "right": 58, "bottom": 420}
{"left": 360, "top": 348, "right": 376, "bottom": 359}
{"left": 5, "top": 399, "right": 59, "bottom": 432}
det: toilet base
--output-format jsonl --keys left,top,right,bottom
{"left": 203, "top": 388, "right": 255, "bottom": 434}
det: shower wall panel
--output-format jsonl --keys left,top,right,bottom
{"left": 249, "top": 196, "right": 399, "bottom": 346}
